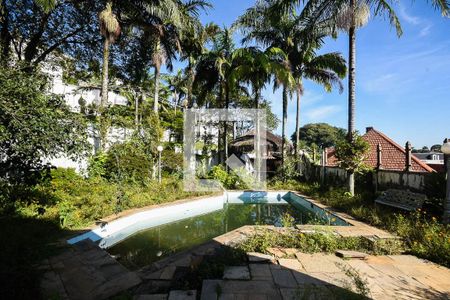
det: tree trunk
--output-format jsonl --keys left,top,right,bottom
{"left": 255, "top": 88, "right": 261, "bottom": 182}
{"left": 101, "top": 39, "right": 110, "bottom": 109}
{"left": 348, "top": 170, "right": 355, "bottom": 196}
{"left": 135, "top": 91, "right": 140, "bottom": 128}
{"left": 281, "top": 86, "right": 288, "bottom": 171}
{"left": 99, "top": 38, "right": 110, "bottom": 152}
{"left": 224, "top": 82, "right": 230, "bottom": 169}
{"left": 295, "top": 86, "right": 301, "bottom": 158}
{"left": 153, "top": 65, "right": 160, "bottom": 113}
{"left": 218, "top": 78, "right": 224, "bottom": 164}
{"left": 347, "top": 0, "right": 356, "bottom": 196}
{"left": 187, "top": 57, "right": 194, "bottom": 107}
{"left": 0, "top": 0, "right": 12, "bottom": 65}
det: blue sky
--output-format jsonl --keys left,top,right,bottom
{"left": 173, "top": 1, "right": 450, "bottom": 148}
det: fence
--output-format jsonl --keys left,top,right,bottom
{"left": 305, "top": 164, "right": 444, "bottom": 196}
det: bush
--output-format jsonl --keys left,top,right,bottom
{"left": 388, "top": 210, "right": 450, "bottom": 267}
{"left": 14, "top": 168, "right": 208, "bottom": 229}
{"left": 104, "top": 140, "right": 153, "bottom": 183}
{"left": 208, "top": 165, "right": 251, "bottom": 189}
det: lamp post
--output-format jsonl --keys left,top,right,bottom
{"left": 157, "top": 145, "right": 163, "bottom": 184}
{"left": 442, "top": 139, "right": 450, "bottom": 224}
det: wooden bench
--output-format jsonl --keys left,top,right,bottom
{"left": 375, "top": 189, "right": 426, "bottom": 211}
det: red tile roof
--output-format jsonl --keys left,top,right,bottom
{"left": 326, "top": 127, "right": 435, "bottom": 173}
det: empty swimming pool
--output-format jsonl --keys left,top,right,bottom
{"left": 68, "top": 191, "right": 349, "bottom": 269}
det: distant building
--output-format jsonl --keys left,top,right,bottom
{"left": 413, "top": 152, "right": 445, "bottom": 173}
{"left": 326, "top": 127, "right": 435, "bottom": 173}
{"left": 229, "top": 129, "right": 292, "bottom": 175}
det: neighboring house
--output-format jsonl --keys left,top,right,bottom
{"left": 43, "top": 64, "right": 131, "bottom": 172}
{"left": 326, "top": 127, "right": 435, "bottom": 173}
{"left": 229, "top": 129, "right": 292, "bottom": 175}
{"left": 413, "top": 152, "right": 445, "bottom": 173}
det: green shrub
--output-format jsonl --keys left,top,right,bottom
{"left": 104, "top": 141, "right": 153, "bottom": 183}
{"left": 209, "top": 165, "right": 250, "bottom": 189}
{"left": 12, "top": 168, "right": 207, "bottom": 229}
{"left": 388, "top": 210, "right": 450, "bottom": 267}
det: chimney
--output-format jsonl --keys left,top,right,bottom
{"left": 366, "top": 127, "right": 373, "bottom": 133}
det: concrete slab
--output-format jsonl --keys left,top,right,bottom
{"left": 168, "top": 290, "right": 196, "bottom": 300}
{"left": 200, "top": 280, "right": 282, "bottom": 300}
{"left": 247, "top": 252, "right": 274, "bottom": 263}
{"left": 223, "top": 266, "right": 251, "bottom": 280}
{"left": 249, "top": 264, "right": 272, "bottom": 281}
{"left": 278, "top": 259, "right": 304, "bottom": 271}
{"left": 271, "top": 269, "right": 298, "bottom": 288}
{"left": 160, "top": 266, "right": 177, "bottom": 280}
{"left": 335, "top": 250, "right": 368, "bottom": 260}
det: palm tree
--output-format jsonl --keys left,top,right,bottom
{"left": 235, "top": 0, "right": 345, "bottom": 167}
{"left": 235, "top": 1, "right": 297, "bottom": 167}
{"left": 141, "top": 0, "right": 211, "bottom": 114}
{"left": 231, "top": 46, "right": 292, "bottom": 179}
{"left": 275, "top": 0, "right": 448, "bottom": 195}
{"left": 99, "top": 1, "right": 121, "bottom": 150}
{"left": 291, "top": 45, "right": 346, "bottom": 157}
{"left": 194, "top": 27, "right": 238, "bottom": 163}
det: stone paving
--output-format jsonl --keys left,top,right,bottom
{"left": 40, "top": 239, "right": 141, "bottom": 300}
{"left": 200, "top": 251, "right": 450, "bottom": 300}
{"left": 40, "top": 193, "right": 450, "bottom": 299}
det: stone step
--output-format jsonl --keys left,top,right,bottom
{"left": 247, "top": 252, "right": 275, "bottom": 263}
{"left": 42, "top": 239, "right": 141, "bottom": 300}
{"left": 335, "top": 250, "right": 369, "bottom": 260}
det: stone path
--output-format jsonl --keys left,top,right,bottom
{"left": 40, "top": 239, "right": 141, "bottom": 300}
{"left": 200, "top": 251, "right": 450, "bottom": 300}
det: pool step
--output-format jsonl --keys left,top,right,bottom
{"left": 41, "top": 239, "right": 141, "bottom": 300}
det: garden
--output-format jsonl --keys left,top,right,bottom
{"left": 1, "top": 0, "right": 449, "bottom": 299}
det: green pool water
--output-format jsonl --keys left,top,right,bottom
{"left": 107, "top": 198, "right": 331, "bottom": 269}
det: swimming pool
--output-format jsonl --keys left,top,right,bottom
{"left": 68, "top": 191, "right": 349, "bottom": 269}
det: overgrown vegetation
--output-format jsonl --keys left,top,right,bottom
{"left": 238, "top": 227, "right": 402, "bottom": 256}
{"left": 268, "top": 180, "right": 450, "bottom": 268}
{"left": 14, "top": 168, "right": 207, "bottom": 230}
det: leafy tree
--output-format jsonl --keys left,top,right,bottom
{"left": 431, "top": 144, "right": 442, "bottom": 153}
{"left": 334, "top": 132, "right": 370, "bottom": 196}
{"left": 0, "top": 0, "right": 102, "bottom": 67}
{"left": 0, "top": 66, "right": 89, "bottom": 185}
{"left": 291, "top": 123, "right": 346, "bottom": 149}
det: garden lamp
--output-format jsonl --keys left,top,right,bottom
{"left": 157, "top": 145, "right": 163, "bottom": 183}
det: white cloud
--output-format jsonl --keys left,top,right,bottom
{"left": 419, "top": 24, "right": 432, "bottom": 37}
{"left": 398, "top": 5, "right": 433, "bottom": 37}
{"left": 301, "top": 90, "right": 324, "bottom": 106}
{"left": 398, "top": 5, "right": 421, "bottom": 25}
{"left": 305, "top": 105, "right": 341, "bottom": 120}
{"left": 363, "top": 73, "right": 396, "bottom": 93}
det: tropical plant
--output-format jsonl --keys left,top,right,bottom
{"left": 235, "top": 0, "right": 346, "bottom": 167}
{"left": 273, "top": 0, "right": 449, "bottom": 195}
{"left": 99, "top": 2, "right": 121, "bottom": 150}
